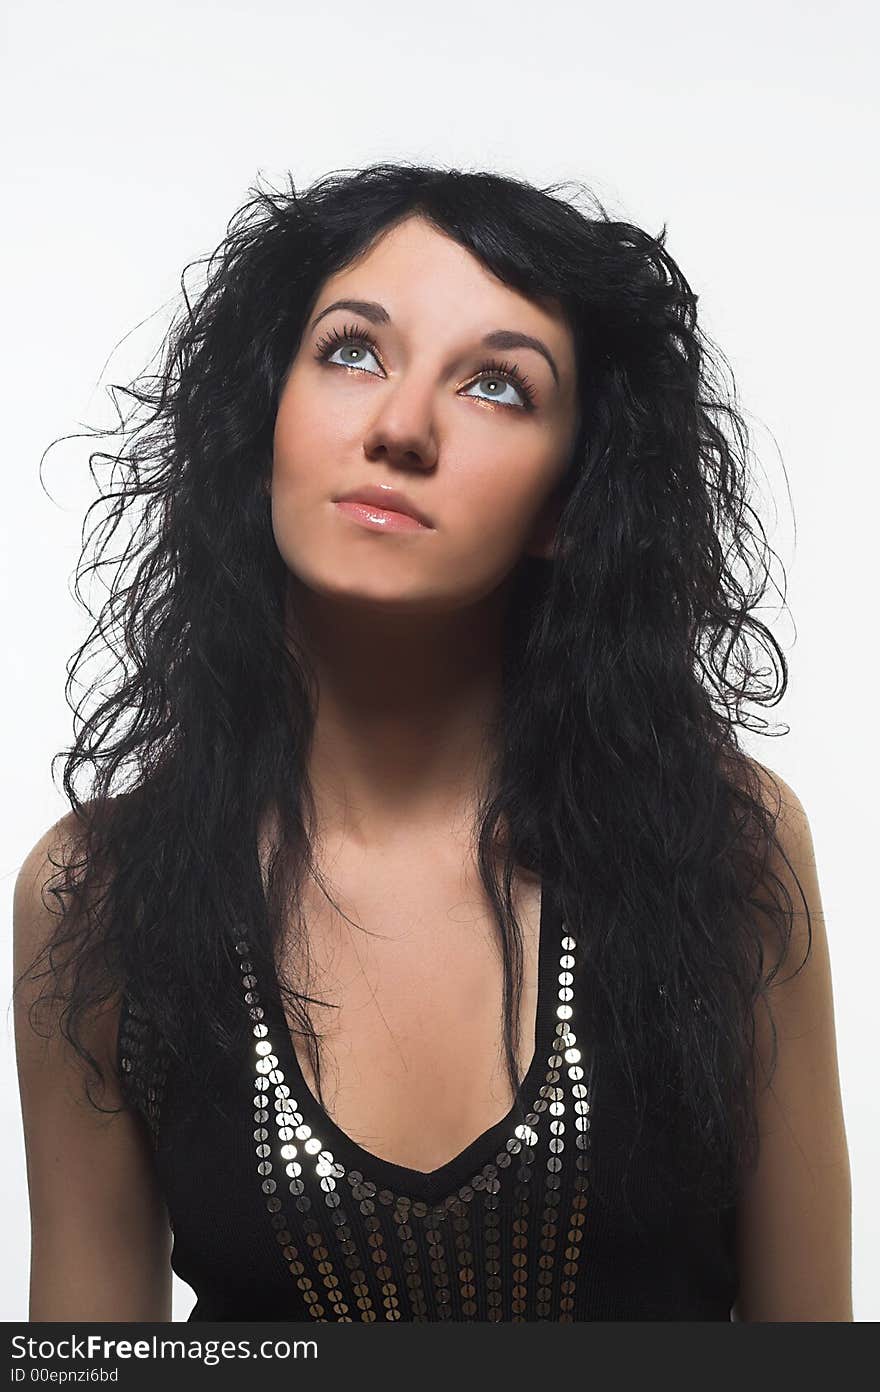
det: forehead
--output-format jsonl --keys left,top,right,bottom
{"left": 315, "top": 214, "right": 574, "bottom": 351}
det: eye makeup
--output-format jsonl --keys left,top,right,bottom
{"left": 312, "top": 321, "right": 540, "bottom": 412}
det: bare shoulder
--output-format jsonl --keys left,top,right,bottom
{"left": 15, "top": 805, "right": 88, "bottom": 906}
{"left": 13, "top": 806, "right": 173, "bottom": 1320}
{"left": 13, "top": 804, "right": 116, "bottom": 1071}
{"left": 720, "top": 752, "right": 818, "bottom": 952}
{"left": 727, "top": 754, "right": 835, "bottom": 1080}
{"left": 726, "top": 756, "right": 853, "bottom": 1321}
{"left": 722, "top": 748, "right": 807, "bottom": 825}
{"left": 14, "top": 807, "right": 97, "bottom": 1024}
{"left": 743, "top": 754, "right": 809, "bottom": 834}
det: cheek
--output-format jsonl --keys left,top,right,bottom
{"left": 419, "top": 474, "right": 549, "bottom": 608}
{"left": 272, "top": 380, "right": 325, "bottom": 486}
{"left": 444, "top": 454, "right": 556, "bottom": 558}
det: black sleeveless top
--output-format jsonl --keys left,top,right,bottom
{"left": 117, "top": 885, "right": 738, "bottom": 1321}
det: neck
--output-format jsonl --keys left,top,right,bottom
{"left": 284, "top": 575, "right": 510, "bottom": 852}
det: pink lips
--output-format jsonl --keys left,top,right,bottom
{"left": 334, "top": 483, "right": 434, "bottom": 530}
{"left": 334, "top": 500, "right": 430, "bottom": 532}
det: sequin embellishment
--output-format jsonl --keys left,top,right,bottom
{"left": 237, "top": 917, "right": 594, "bottom": 1322}
{"left": 118, "top": 993, "right": 169, "bottom": 1152}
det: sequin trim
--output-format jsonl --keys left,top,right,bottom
{"left": 118, "top": 994, "right": 169, "bottom": 1151}
{"left": 237, "top": 915, "right": 594, "bottom": 1321}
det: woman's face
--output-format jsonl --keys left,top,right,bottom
{"left": 271, "top": 213, "right": 580, "bottom": 614}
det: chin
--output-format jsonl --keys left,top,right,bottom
{"left": 289, "top": 567, "right": 434, "bottom": 609}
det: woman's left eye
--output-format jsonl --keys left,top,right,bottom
{"left": 461, "top": 373, "right": 530, "bottom": 410}
{"left": 315, "top": 327, "right": 536, "bottom": 411}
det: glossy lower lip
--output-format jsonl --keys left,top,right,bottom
{"left": 334, "top": 500, "right": 432, "bottom": 532}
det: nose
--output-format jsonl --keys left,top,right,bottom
{"left": 362, "top": 377, "right": 439, "bottom": 473}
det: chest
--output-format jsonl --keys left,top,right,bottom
{"left": 273, "top": 856, "right": 543, "bottom": 1173}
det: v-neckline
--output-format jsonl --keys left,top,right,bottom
{"left": 258, "top": 880, "right": 562, "bottom": 1202}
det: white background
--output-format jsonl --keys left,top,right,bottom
{"left": 2, "top": 0, "right": 877, "bottom": 1322}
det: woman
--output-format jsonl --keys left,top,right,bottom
{"left": 13, "top": 162, "right": 851, "bottom": 1322}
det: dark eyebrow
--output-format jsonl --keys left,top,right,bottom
{"left": 480, "top": 329, "right": 559, "bottom": 388}
{"left": 309, "top": 298, "right": 560, "bottom": 388}
{"left": 310, "top": 298, "right": 391, "bottom": 330}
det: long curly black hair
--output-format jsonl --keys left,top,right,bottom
{"left": 17, "top": 160, "right": 804, "bottom": 1212}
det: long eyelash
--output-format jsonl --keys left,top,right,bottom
{"left": 470, "top": 356, "right": 538, "bottom": 410}
{"left": 313, "top": 321, "right": 380, "bottom": 365}
{"left": 313, "top": 324, "right": 538, "bottom": 411}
